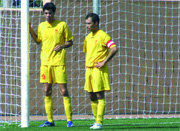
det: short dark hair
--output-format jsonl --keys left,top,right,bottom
{"left": 85, "top": 13, "right": 99, "bottom": 25}
{"left": 43, "top": 2, "right": 56, "bottom": 12}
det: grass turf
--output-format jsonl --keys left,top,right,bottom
{"left": 0, "top": 118, "right": 180, "bottom": 131}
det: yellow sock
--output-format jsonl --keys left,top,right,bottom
{"left": 91, "top": 100, "right": 98, "bottom": 121}
{"left": 63, "top": 97, "right": 72, "bottom": 122}
{"left": 97, "top": 99, "right": 105, "bottom": 125}
{"left": 45, "top": 96, "right": 53, "bottom": 123}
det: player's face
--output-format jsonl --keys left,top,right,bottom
{"left": 44, "top": 9, "right": 55, "bottom": 23}
{"left": 85, "top": 17, "right": 98, "bottom": 32}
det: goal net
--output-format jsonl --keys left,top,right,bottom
{"left": 0, "top": 0, "right": 180, "bottom": 124}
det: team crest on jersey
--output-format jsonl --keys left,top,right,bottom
{"left": 42, "top": 74, "right": 46, "bottom": 80}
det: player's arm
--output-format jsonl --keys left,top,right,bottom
{"left": 96, "top": 46, "right": 118, "bottom": 68}
{"left": 54, "top": 22, "right": 73, "bottom": 51}
{"left": 29, "top": 22, "right": 41, "bottom": 44}
{"left": 54, "top": 40, "right": 73, "bottom": 52}
{"left": 63, "top": 40, "right": 73, "bottom": 48}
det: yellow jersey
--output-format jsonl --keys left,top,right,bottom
{"left": 36, "top": 20, "right": 73, "bottom": 66}
{"left": 83, "top": 30, "right": 116, "bottom": 67}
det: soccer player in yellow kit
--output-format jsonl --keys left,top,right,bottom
{"left": 29, "top": 2, "right": 73, "bottom": 127}
{"left": 84, "top": 13, "right": 118, "bottom": 130}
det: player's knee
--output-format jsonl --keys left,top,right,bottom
{"left": 96, "top": 92, "right": 104, "bottom": 99}
{"left": 89, "top": 94, "right": 97, "bottom": 101}
{"left": 61, "top": 89, "right": 69, "bottom": 96}
{"left": 44, "top": 84, "right": 52, "bottom": 96}
{"left": 44, "top": 90, "right": 52, "bottom": 96}
{"left": 44, "top": 88, "right": 52, "bottom": 96}
{"left": 59, "top": 84, "right": 69, "bottom": 96}
{"left": 97, "top": 96, "right": 104, "bottom": 100}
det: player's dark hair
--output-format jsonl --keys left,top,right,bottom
{"left": 85, "top": 13, "right": 99, "bottom": 25}
{"left": 43, "top": 2, "right": 56, "bottom": 12}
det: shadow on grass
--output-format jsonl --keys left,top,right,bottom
{"left": 75, "top": 123, "right": 180, "bottom": 131}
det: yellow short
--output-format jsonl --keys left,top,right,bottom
{"left": 40, "top": 65, "right": 67, "bottom": 84}
{"left": 84, "top": 65, "right": 111, "bottom": 93}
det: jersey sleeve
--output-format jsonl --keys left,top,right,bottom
{"left": 104, "top": 34, "right": 116, "bottom": 48}
{"left": 63, "top": 22, "right": 73, "bottom": 41}
{"left": 83, "top": 38, "right": 87, "bottom": 53}
{"left": 36, "top": 25, "right": 42, "bottom": 43}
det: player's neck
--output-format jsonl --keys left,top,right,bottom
{"left": 48, "top": 18, "right": 55, "bottom": 24}
{"left": 92, "top": 28, "right": 99, "bottom": 35}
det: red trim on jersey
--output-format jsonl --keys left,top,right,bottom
{"left": 106, "top": 40, "right": 115, "bottom": 48}
{"left": 109, "top": 43, "right": 115, "bottom": 48}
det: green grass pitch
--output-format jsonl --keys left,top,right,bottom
{"left": 0, "top": 118, "right": 180, "bottom": 131}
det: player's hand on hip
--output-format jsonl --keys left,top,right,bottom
{"left": 95, "top": 61, "right": 105, "bottom": 68}
{"left": 54, "top": 45, "right": 63, "bottom": 52}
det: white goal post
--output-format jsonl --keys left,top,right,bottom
{"left": 21, "top": 0, "right": 29, "bottom": 128}
{"left": 0, "top": 0, "right": 180, "bottom": 128}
